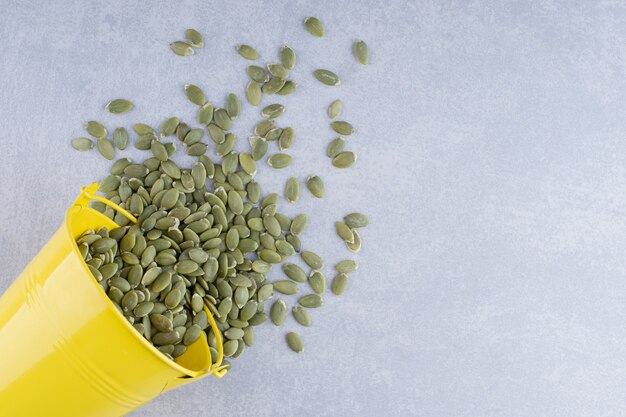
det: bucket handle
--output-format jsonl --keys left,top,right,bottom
{"left": 77, "top": 183, "right": 228, "bottom": 378}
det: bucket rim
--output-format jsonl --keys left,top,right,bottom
{"left": 66, "top": 204, "right": 211, "bottom": 379}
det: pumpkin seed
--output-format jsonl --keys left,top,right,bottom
{"left": 185, "top": 29, "right": 204, "bottom": 48}
{"left": 328, "top": 99, "right": 342, "bottom": 119}
{"left": 346, "top": 229, "right": 362, "bottom": 253}
{"left": 277, "top": 80, "right": 297, "bottom": 95}
{"left": 170, "top": 41, "right": 194, "bottom": 56}
{"left": 273, "top": 280, "right": 299, "bottom": 295}
{"left": 85, "top": 121, "right": 107, "bottom": 138}
{"left": 354, "top": 40, "right": 369, "bottom": 65}
{"left": 261, "top": 77, "right": 285, "bottom": 94}
{"left": 133, "top": 123, "right": 155, "bottom": 136}
{"left": 303, "top": 17, "right": 324, "bottom": 37}
{"left": 278, "top": 127, "right": 294, "bottom": 151}
{"left": 239, "top": 153, "right": 257, "bottom": 176}
{"left": 270, "top": 299, "right": 287, "bottom": 325}
{"left": 184, "top": 84, "right": 206, "bottom": 106}
{"left": 246, "top": 81, "right": 262, "bottom": 106}
{"left": 314, "top": 69, "right": 340, "bottom": 86}
{"left": 301, "top": 251, "right": 323, "bottom": 269}
{"left": 105, "top": 99, "right": 134, "bottom": 114}
{"left": 213, "top": 108, "right": 231, "bottom": 130}
{"left": 335, "top": 260, "right": 357, "bottom": 273}
{"left": 335, "top": 221, "right": 355, "bottom": 243}
{"left": 290, "top": 214, "right": 307, "bottom": 235}
{"left": 292, "top": 306, "right": 311, "bottom": 327}
{"left": 330, "top": 121, "right": 354, "bottom": 135}
{"left": 282, "top": 263, "right": 307, "bottom": 283}
{"left": 298, "top": 294, "right": 323, "bottom": 308}
{"left": 280, "top": 45, "right": 296, "bottom": 69}
{"left": 267, "top": 153, "right": 292, "bottom": 169}
{"left": 332, "top": 151, "right": 357, "bottom": 168}
{"left": 261, "top": 103, "right": 285, "bottom": 119}
{"left": 309, "top": 271, "right": 326, "bottom": 294}
{"left": 97, "top": 138, "right": 115, "bottom": 160}
{"left": 113, "top": 127, "right": 129, "bottom": 150}
{"left": 267, "top": 63, "right": 288, "bottom": 80}
{"left": 160, "top": 117, "right": 179, "bottom": 137}
{"left": 71, "top": 137, "right": 94, "bottom": 151}
{"left": 344, "top": 212, "right": 369, "bottom": 228}
{"left": 305, "top": 176, "right": 324, "bottom": 198}
{"left": 236, "top": 44, "right": 259, "bottom": 60}
{"left": 226, "top": 93, "right": 240, "bottom": 119}
{"left": 111, "top": 158, "right": 132, "bottom": 175}
{"left": 285, "top": 177, "right": 300, "bottom": 203}
{"left": 331, "top": 273, "right": 349, "bottom": 295}
{"left": 198, "top": 103, "right": 214, "bottom": 125}
{"left": 286, "top": 332, "right": 304, "bottom": 353}
{"left": 326, "top": 137, "right": 345, "bottom": 158}
{"left": 247, "top": 65, "right": 270, "bottom": 83}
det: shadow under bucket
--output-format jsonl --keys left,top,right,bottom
{"left": 0, "top": 184, "right": 227, "bottom": 416}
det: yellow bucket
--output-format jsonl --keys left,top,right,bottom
{"left": 0, "top": 184, "right": 227, "bottom": 416}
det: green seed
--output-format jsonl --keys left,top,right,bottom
{"left": 326, "top": 137, "right": 345, "bottom": 158}
{"left": 236, "top": 44, "right": 259, "bottom": 60}
{"left": 186, "top": 141, "right": 207, "bottom": 156}
{"left": 228, "top": 190, "right": 244, "bottom": 214}
{"left": 259, "top": 249, "right": 281, "bottom": 264}
{"left": 261, "top": 103, "right": 285, "bottom": 119}
{"left": 113, "top": 127, "right": 129, "bottom": 150}
{"left": 344, "top": 212, "right": 369, "bottom": 228}
{"left": 346, "top": 229, "right": 362, "bottom": 253}
{"left": 170, "top": 41, "right": 194, "bottom": 56}
{"left": 330, "top": 121, "right": 354, "bottom": 135}
{"left": 354, "top": 40, "right": 369, "bottom": 65}
{"left": 336, "top": 260, "right": 358, "bottom": 273}
{"left": 277, "top": 80, "right": 297, "bottom": 95}
{"left": 133, "top": 301, "right": 154, "bottom": 317}
{"left": 335, "top": 221, "right": 355, "bottom": 243}
{"left": 301, "top": 251, "right": 323, "bottom": 269}
{"left": 331, "top": 273, "right": 349, "bottom": 295}
{"left": 164, "top": 288, "right": 183, "bottom": 309}
{"left": 198, "top": 103, "right": 214, "bottom": 125}
{"left": 153, "top": 331, "right": 180, "bottom": 346}
{"left": 213, "top": 108, "right": 231, "bottom": 130}
{"left": 278, "top": 127, "right": 294, "bottom": 151}
{"left": 273, "top": 280, "right": 299, "bottom": 295}
{"left": 267, "top": 63, "right": 288, "bottom": 80}
{"left": 223, "top": 339, "right": 238, "bottom": 356}
{"left": 282, "top": 263, "right": 307, "bottom": 283}
{"left": 309, "top": 271, "right": 326, "bottom": 294}
{"left": 183, "top": 324, "right": 202, "bottom": 346}
{"left": 184, "top": 84, "right": 206, "bottom": 106}
{"left": 285, "top": 177, "right": 300, "bottom": 203}
{"left": 328, "top": 99, "right": 342, "bottom": 119}
{"left": 225, "top": 327, "right": 245, "bottom": 340}
{"left": 105, "top": 99, "right": 134, "bottom": 114}
{"left": 207, "top": 123, "right": 225, "bottom": 144}
{"left": 239, "top": 153, "right": 257, "bottom": 176}
{"left": 85, "top": 120, "right": 107, "bottom": 138}
{"left": 234, "top": 286, "right": 249, "bottom": 308}
{"left": 226, "top": 93, "right": 240, "bottom": 119}
{"left": 303, "top": 17, "right": 324, "bottom": 37}
{"left": 292, "top": 306, "right": 312, "bottom": 327}
{"left": 160, "top": 188, "right": 180, "bottom": 210}
{"left": 151, "top": 140, "right": 169, "bottom": 162}
{"left": 184, "top": 128, "right": 204, "bottom": 146}
{"left": 267, "top": 153, "right": 292, "bottom": 169}
{"left": 133, "top": 123, "right": 155, "bottom": 136}
{"left": 97, "top": 138, "right": 115, "bottom": 160}
{"left": 245, "top": 81, "right": 262, "bottom": 106}
{"left": 280, "top": 45, "right": 296, "bottom": 69}
{"left": 290, "top": 214, "right": 307, "bottom": 235}
{"left": 314, "top": 69, "right": 340, "bottom": 86}
{"left": 247, "top": 65, "right": 270, "bottom": 83}
{"left": 160, "top": 117, "right": 180, "bottom": 137}
{"left": 270, "top": 299, "right": 287, "bottom": 325}
{"left": 305, "top": 176, "right": 324, "bottom": 198}
{"left": 252, "top": 138, "right": 269, "bottom": 161}
{"left": 71, "top": 137, "right": 94, "bottom": 151}
{"left": 261, "top": 77, "right": 285, "bottom": 94}
{"left": 99, "top": 175, "right": 121, "bottom": 192}
{"left": 185, "top": 29, "right": 204, "bottom": 48}
{"left": 286, "top": 332, "right": 304, "bottom": 353}
{"left": 332, "top": 151, "right": 357, "bottom": 168}
{"left": 298, "top": 294, "right": 323, "bottom": 308}
{"left": 123, "top": 164, "right": 149, "bottom": 178}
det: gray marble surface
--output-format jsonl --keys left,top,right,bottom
{"left": 1, "top": 1, "right": 626, "bottom": 416}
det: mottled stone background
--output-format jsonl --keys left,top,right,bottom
{"left": 1, "top": 1, "right": 626, "bottom": 416}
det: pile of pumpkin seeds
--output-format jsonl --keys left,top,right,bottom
{"left": 71, "top": 17, "right": 370, "bottom": 362}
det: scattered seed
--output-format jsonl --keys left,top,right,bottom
{"left": 113, "top": 127, "right": 129, "bottom": 150}
{"left": 285, "top": 177, "right": 300, "bottom": 203}
{"left": 326, "top": 137, "right": 345, "bottom": 158}
{"left": 305, "top": 176, "right": 324, "bottom": 198}
{"left": 273, "top": 280, "right": 299, "bottom": 295}
{"left": 331, "top": 273, "right": 349, "bottom": 295}
{"left": 335, "top": 221, "right": 355, "bottom": 243}
{"left": 237, "top": 44, "right": 259, "bottom": 60}
{"left": 292, "top": 306, "right": 312, "bottom": 327}
{"left": 246, "top": 81, "right": 262, "bottom": 106}
{"left": 328, "top": 100, "right": 343, "bottom": 119}
{"left": 261, "top": 103, "right": 285, "bottom": 119}
{"left": 298, "top": 294, "right": 323, "bottom": 308}
{"left": 314, "top": 69, "right": 340, "bottom": 86}
{"left": 353, "top": 40, "right": 369, "bottom": 65}
{"left": 303, "top": 17, "right": 324, "bottom": 38}
{"left": 159, "top": 117, "right": 180, "bottom": 137}
{"left": 268, "top": 153, "right": 292, "bottom": 169}
{"left": 335, "top": 260, "right": 358, "bottom": 274}
{"left": 247, "top": 65, "right": 270, "bottom": 83}
{"left": 267, "top": 63, "right": 288, "bottom": 80}
{"left": 280, "top": 45, "right": 296, "bottom": 69}
{"left": 71, "top": 137, "right": 94, "bottom": 151}
{"left": 226, "top": 93, "right": 240, "bottom": 119}
{"left": 332, "top": 151, "right": 357, "bottom": 168}
{"left": 290, "top": 214, "right": 308, "bottom": 235}
{"left": 278, "top": 127, "right": 294, "bottom": 151}
{"left": 170, "top": 41, "right": 194, "bottom": 56}
{"left": 97, "top": 138, "right": 115, "bottom": 160}
{"left": 184, "top": 84, "right": 207, "bottom": 106}
{"left": 270, "top": 299, "right": 287, "bottom": 325}
{"left": 346, "top": 229, "right": 362, "bottom": 253}
{"left": 261, "top": 77, "right": 285, "bottom": 94}
{"left": 286, "top": 332, "right": 304, "bottom": 353}
{"left": 85, "top": 121, "right": 107, "bottom": 138}
{"left": 105, "top": 99, "right": 134, "bottom": 114}
{"left": 277, "top": 80, "right": 297, "bottom": 95}
{"left": 185, "top": 29, "right": 204, "bottom": 48}
{"left": 301, "top": 251, "right": 323, "bottom": 269}
{"left": 344, "top": 212, "right": 369, "bottom": 228}
{"left": 309, "top": 271, "right": 326, "bottom": 294}
{"left": 330, "top": 121, "right": 354, "bottom": 135}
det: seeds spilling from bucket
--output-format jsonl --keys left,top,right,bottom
{"left": 72, "top": 16, "right": 372, "bottom": 364}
